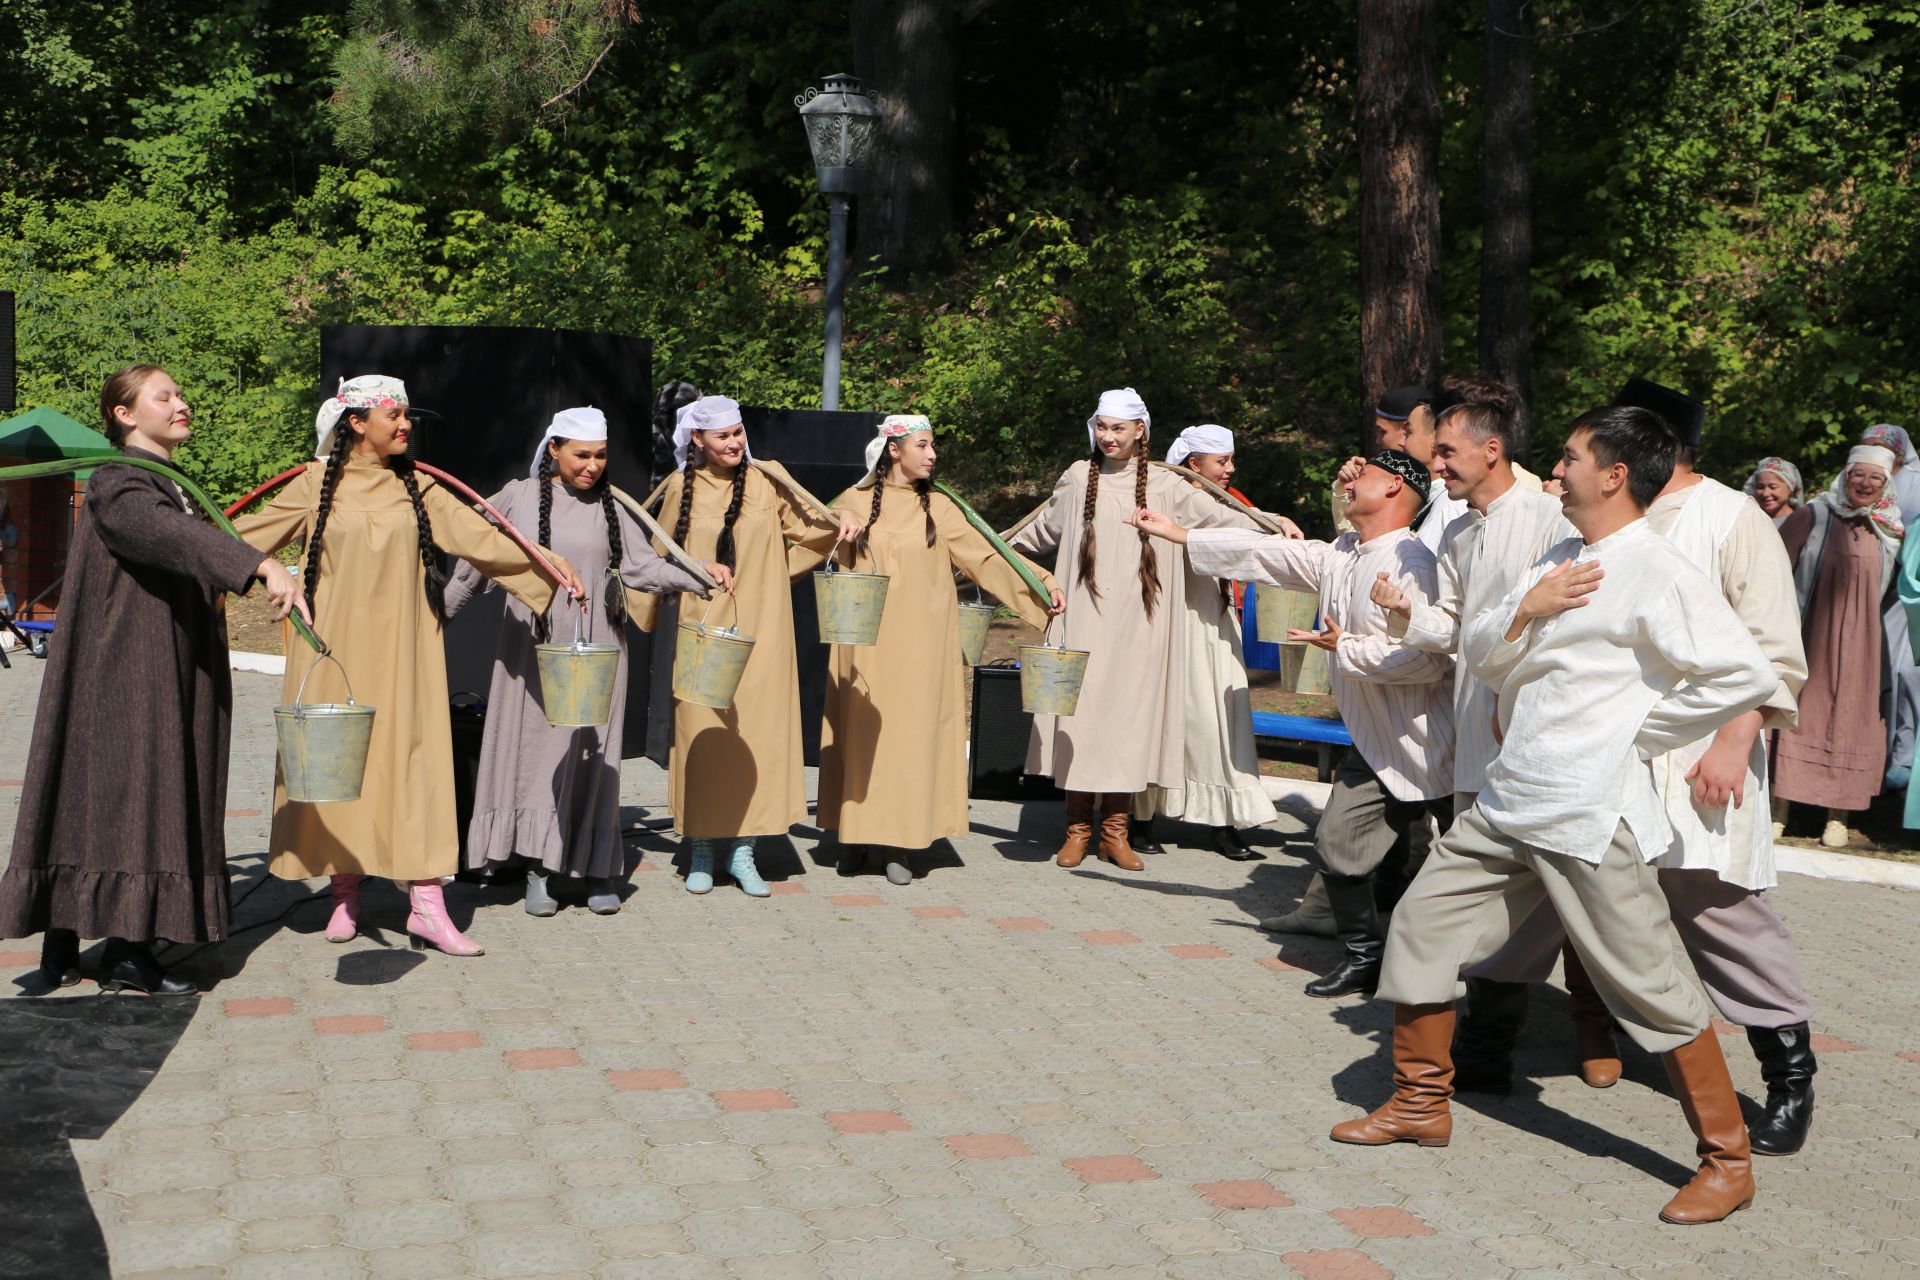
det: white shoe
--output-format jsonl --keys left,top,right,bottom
{"left": 1819, "top": 818, "right": 1849, "bottom": 849}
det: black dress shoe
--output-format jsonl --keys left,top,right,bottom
{"left": 98, "top": 939, "right": 197, "bottom": 996}
{"left": 1303, "top": 950, "right": 1381, "bottom": 999}
{"left": 38, "top": 928, "right": 81, "bottom": 988}
{"left": 1128, "top": 818, "right": 1166, "bottom": 855}
{"left": 1210, "top": 827, "right": 1258, "bottom": 860}
{"left": 1746, "top": 1023, "right": 1817, "bottom": 1155}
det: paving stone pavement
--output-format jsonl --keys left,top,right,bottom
{"left": 3, "top": 662, "right": 1919, "bottom": 1278}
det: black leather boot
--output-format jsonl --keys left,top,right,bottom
{"left": 1129, "top": 817, "right": 1166, "bottom": 855}
{"left": 1304, "top": 874, "right": 1383, "bottom": 999}
{"left": 1211, "top": 827, "right": 1258, "bottom": 861}
{"left": 1746, "top": 1022, "right": 1816, "bottom": 1155}
{"left": 1451, "top": 978, "right": 1530, "bottom": 1094}
{"left": 38, "top": 928, "right": 81, "bottom": 988}
{"left": 99, "top": 939, "right": 196, "bottom": 996}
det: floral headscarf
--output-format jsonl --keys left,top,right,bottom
{"left": 1742, "top": 456, "right": 1805, "bottom": 512}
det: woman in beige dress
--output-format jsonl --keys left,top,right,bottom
{"left": 236, "top": 376, "right": 579, "bottom": 956}
{"left": 1009, "top": 388, "right": 1262, "bottom": 871}
{"left": 818, "top": 416, "right": 1061, "bottom": 884}
{"left": 632, "top": 396, "right": 848, "bottom": 896}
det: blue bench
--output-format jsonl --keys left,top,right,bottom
{"left": 1251, "top": 711, "right": 1352, "bottom": 782}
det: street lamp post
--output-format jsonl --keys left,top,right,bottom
{"left": 795, "top": 73, "right": 882, "bottom": 412}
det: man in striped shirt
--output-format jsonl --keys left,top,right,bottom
{"left": 1129, "top": 452, "right": 1455, "bottom": 1000}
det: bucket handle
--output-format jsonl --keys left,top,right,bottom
{"left": 292, "top": 651, "right": 358, "bottom": 710}
{"left": 697, "top": 588, "right": 742, "bottom": 634}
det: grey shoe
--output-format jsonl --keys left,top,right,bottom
{"left": 585, "top": 878, "right": 622, "bottom": 915}
{"left": 883, "top": 853, "right": 913, "bottom": 885}
{"left": 1257, "top": 874, "right": 1335, "bottom": 937}
{"left": 524, "top": 866, "right": 559, "bottom": 916}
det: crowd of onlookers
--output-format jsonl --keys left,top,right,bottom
{"left": 1744, "top": 424, "right": 1920, "bottom": 847}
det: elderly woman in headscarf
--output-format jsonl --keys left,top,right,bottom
{"left": 1862, "top": 424, "right": 1920, "bottom": 522}
{"left": 1743, "top": 457, "right": 1805, "bottom": 527}
{"left": 1856, "top": 426, "right": 1920, "bottom": 793}
{"left": 1772, "top": 444, "right": 1904, "bottom": 848}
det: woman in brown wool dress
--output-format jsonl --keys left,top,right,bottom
{"left": 0, "top": 365, "right": 307, "bottom": 995}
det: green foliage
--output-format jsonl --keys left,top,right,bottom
{"left": 1, "top": 0, "right": 1916, "bottom": 523}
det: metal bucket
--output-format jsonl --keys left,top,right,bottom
{"left": 1279, "top": 641, "right": 1333, "bottom": 695}
{"left": 957, "top": 600, "right": 997, "bottom": 667}
{"left": 1019, "top": 643, "right": 1090, "bottom": 716}
{"left": 275, "top": 652, "right": 376, "bottom": 804}
{"left": 673, "top": 597, "right": 755, "bottom": 709}
{"left": 1254, "top": 585, "right": 1319, "bottom": 643}
{"left": 814, "top": 560, "right": 890, "bottom": 645}
{"left": 536, "top": 641, "right": 622, "bottom": 726}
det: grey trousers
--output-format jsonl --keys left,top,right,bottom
{"left": 1314, "top": 749, "right": 1453, "bottom": 879}
{"left": 1469, "top": 865, "right": 1814, "bottom": 1028}
{"left": 1378, "top": 805, "right": 1711, "bottom": 1055}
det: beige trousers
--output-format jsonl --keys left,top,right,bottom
{"left": 1378, "top": 804, "right": 1711, "bottom": 1055}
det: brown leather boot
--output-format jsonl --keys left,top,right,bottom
{"left": 1659, "top": 1029, "right": 1755, "bottom": 1225}
{"left": 1055, "top": 792, "right": 1095, "bottom": 868}
{"left": 1564, "top": 944, "right": 1622, "bottom": 1088}
{"left": 1330, "top": 1002, "right": 1455, "bottom": 1148}
{"left": 1096, "top": 794, "right": 1144, "bottom": 870}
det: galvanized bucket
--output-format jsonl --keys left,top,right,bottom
{"left": 957, "top": 599, "right": 997, "bottom": 667}
{"left": 1279, "top": 641, "right": 1333, "bottom": 695}
{"left": 814, "top": 552, "right": 889, "bottom": 645}
{"left": 673, "top": 596, "right": 756, "bottom": 709}
{"left": 1254, "top": 585, "right": 1319, "bottom": 643}
{"left": 1019, "top": 643, "right": 1090, "bottom": 716}
{"left": 275, "top": 652, "right": 376, "bottom": 804}
{"left": 535, "top": 609, "right": 621, "bottom": 727}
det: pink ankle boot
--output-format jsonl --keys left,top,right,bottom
{"left": 325, "top": 874, "right": 363, "bottom": 943}
{"left": 406, "top": 880, "right": 483, "bottom": 957}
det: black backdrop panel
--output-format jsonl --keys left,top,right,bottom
{"left": 638, "top": 407, "right": 878, "bottom": 770}
{"left": 318, "top": 324, "right": 652, "bottom": 752}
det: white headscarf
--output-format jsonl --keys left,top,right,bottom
{"left": 671, "top": 395, "right": 748, "bottom": 461}
{"left": 1085, "top": 387, "right": 1150, "bottom": 452}
{"left": 1818, "top": 444, "right": 1904, "bottom": 546}
{"left": 1165, "top": 424, "right": 1233, "bottom": 467}
{"left": 530, "top": 406, "right": 608, "bottom": 478}
{"left": 858, "top": 414, "right": 933, "bottom": 487}
{"left": 315, "top": 375, "right": 408, "bottom": 458}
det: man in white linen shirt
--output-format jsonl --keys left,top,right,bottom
{"left": 1335, "top": 405, "right": 1777, "bottom": 1228}
{"left": 1455, "top": 379, "right": 1820, "bottom": 1155}
{"left": 1365, "top": 375, "right": 1571, "bottom": 1092}
{"left": 1128, "top": 450, "right": 1455, "bottom": 1002}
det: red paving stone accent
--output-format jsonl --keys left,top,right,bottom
{"left": 1256, "top": 956, "right": 1304, "bottom": 972}
{"left": 608, "top": 1068, "right": 687, "bottom": 1091}
{"left": 223, "top": 997, "right": 295, "bottom": 1017}
{"left": 1283, "top": 1247, "right": 1392, "bottom": 1280}
{"left": 992, "top": 917, "right": 1050, "bottom": 931}
{"left": 0, "top": 780, "right": 21, "bottom": 787}
{"left": 224, "top": 807, "right": 259, "bottom": 817}
{"left": 908, "top": 906, "right": 966, "bottom": 919}
{"left": 829, "top": 894, "right": 887, "bottom": 907}
{"left": 313, "top": 1015, "right": 387, "bottom": 1035}
{"left": 505, "top": 1048, "right": 582, "bottom": 1071}
{"left": 826, "top": 1110, "right": 911, "bottom": 1134}
{"left": 768, "top": 882, "right": 807, "bottom": 896}
{"left": 1078, "top": 930, "right": 1140, "bottom": 945}
{"left": 1900, "top": 1051, "right": 1920, "bottom": 1065}
{"left": 632, "top": 860, "right": 659, "bottom": 872}
{"left": 1809, "top": 1034, "right": 1861, "bottom": 1053}
{"left": 943, "top": 1133, "right": 1032, "bottom": 1160}
{"left": 1330, "top": 1206, "right": 1434, "bottom": 1238}
{"left": 1166, "top": 943, "right": 1231, "bottom": 959}
{"left": 1063, "top": 1155, "right": 1158, "bottom": 1183}
{"left": 1195, "top": 1179, "right": 1294, "bottom": 1209}
{"left": 0, "top": 950, "right": 37, "bottom": 967}
{"left": 406, "top": 1031, "right": 484, "bottom": 1051}
{"left": 714, "top": 1089, "right": 796, "bottom": 1112}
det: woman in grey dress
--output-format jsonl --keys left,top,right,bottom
{"left": 445, "top": 408, "right": 727, "bottom": 914}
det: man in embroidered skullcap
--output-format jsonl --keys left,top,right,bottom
{"left": 1129, "top": 449, "right": 1455, "bottom": 999}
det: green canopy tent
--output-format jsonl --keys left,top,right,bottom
{"left": 0, "top": 405, "right": 115, "bottom": 464}
{"left": 0, "top": 407, "right": 115, "bottom": 641}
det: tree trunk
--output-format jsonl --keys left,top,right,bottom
{"left": 1480, "top": 0, "right": 1534, "bottom": 457}
{"left": 1356, "top": 0, "right": 1443, "bottom": 454}
{"left": 852, "top": 0, "right": 959, "bottom": 278}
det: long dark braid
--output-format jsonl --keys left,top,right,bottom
{"left": 1077, "top": 449, "right": 1102, "bottom": 604}
{"left": 599, "top": 485, "right": 627, "bottom": 636}
{"left": 394, "top": 457, "right": 449, "bottom": 622}
{"left": 1134, "top": 453, "right": 1160, "bottom": 617}
{"left": 715, "top": 462, "right": 747, "bottom": 572}
{"left": 860, "top": 479, "right": 885, "bottom": 558}
{"left": 915, "top": 477, "right": 935, "bottom": 547}
{"left": 302, "top": 419, "right": 353, "bottom": 620}
{"left": 534, "top": 448, "right": 557, "bottom": 643}
{"left": 671, "top": 439, "right": 698, "bottom": 548}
